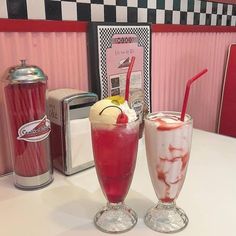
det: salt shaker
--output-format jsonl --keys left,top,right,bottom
{"left": 3, "top": 60, "right": 53, "bottom": 190}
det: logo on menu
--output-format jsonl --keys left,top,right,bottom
{"left": 112, "top": 36, "right": 138, "bottom": 44}
{"left": 17, "top": 116, "right": 51, "bottom": 142}
{"left": 118, "top": 57, "right": 130, "bottom": 69}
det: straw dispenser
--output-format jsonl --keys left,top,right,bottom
{"left": 3, "top": 60, "right": 53, "bottom": 190}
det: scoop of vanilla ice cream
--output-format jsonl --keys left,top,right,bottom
{"left": 89, "top": 98, "right": 137, "bottom": 124}
{"left": 89, "top": 99, "right": 120, "bottom": 124}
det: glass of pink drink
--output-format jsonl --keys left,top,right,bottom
{"left": 144, "top": 111, "right": 193, "bottom": 233}
{"left": 91, "top": 118, "right": 139, "bottom": 233}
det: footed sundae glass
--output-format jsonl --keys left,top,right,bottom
{"left": 90, "top": 113, "right": 139, "bottom": 233}
{"left": 144, "top": 111, "right": 193, "bottom": 233}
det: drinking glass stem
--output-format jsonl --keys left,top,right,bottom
{"left": 157, "top": 201, "right": 188, "bottom": 220}
{"left": 158, "top": 200, "right": 176, "bottom": 209}
{"left": 107, "top": 201, "right": 124, "bottom": 210}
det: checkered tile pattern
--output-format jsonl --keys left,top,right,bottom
{"left": 1, "top": 0, "right": 236, "bottom": 26}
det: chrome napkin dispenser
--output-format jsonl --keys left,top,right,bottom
{"left": 47, "top": 89, "right": 97, "bottom": 175}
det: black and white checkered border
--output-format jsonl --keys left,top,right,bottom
{"left": 1, "top": 0, "right": 236, "bottom": 26}
{"left": 97, "top": 25, "right": 151, "bottom": 111}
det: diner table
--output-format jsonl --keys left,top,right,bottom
{"left": 0, "top": 129, "right": 236, "bottom": 236}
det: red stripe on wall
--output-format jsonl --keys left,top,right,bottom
{"left": 0, "top": 19, "right": 236, "bottom": 33}
{"left": 0, "top": 19, "right": 88, "bottom": 32}
{"left": 152, "top": 24, "right": 236, "bottom": 32}
{"left": 211, "top": 0, "right": 236, "bottom": 4}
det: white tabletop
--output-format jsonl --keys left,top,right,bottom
{"left": 1, "top": 129, "right": 236, "bottom": 236}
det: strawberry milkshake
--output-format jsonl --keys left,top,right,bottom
{"left": 144, "top": 111, "right": 193, "bottom": 233}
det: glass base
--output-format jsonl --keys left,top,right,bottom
{"left": 94, "top": 202, "right": 138, "bottom": 234}
{"left": 144, "top": 201, "right": 188, "bottom": 233}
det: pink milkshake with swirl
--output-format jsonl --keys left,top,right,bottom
{"left": 145, "top": 111, "right": 193, "bottom": 203}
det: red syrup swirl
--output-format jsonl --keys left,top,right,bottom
{"left": 156, "top": 144, "right": 189, "bottom": 203}
{"left": 151, "top": 117, "right": 182, "bottom": 131}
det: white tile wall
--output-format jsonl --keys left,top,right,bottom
{"left": 116, "top": 6, "right": 127, "bottom": 22}
{"left": 26, "top": 0, "right": 46, "bottom": 19}
{"left": 0, "top": 0, "right": 8, "bottom": 18}
{"left": 91, "top": 4, "right": 104, "bottom": 22}
{"left": 62, "top": 2, "right": 77, "bottom": 21}
{"left": 138, "top": 8, "right": 147, "bottom": 22}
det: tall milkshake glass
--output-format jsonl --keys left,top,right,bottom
{"left": 91, "top": 118, "right": 139, "bottom": 233}
{"left": 144, "top": 111, "right": 193, "bottom": 233}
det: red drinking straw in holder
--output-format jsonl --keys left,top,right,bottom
{"left": 180, "top": 69, "right": 208, "bottom": 121}
{"left": 5, "top": 83, "right": 49, "bottom": 177}
{"left": 125, "top": 56, "right": 136, "bottom": 101}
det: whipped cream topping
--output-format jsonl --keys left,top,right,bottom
{"left": 119, "top": 101, "right": 137, "bottom": 122}
{"left": 149, "top": 112, "right": 190, "bottom": 123}
{"left": 147, "top": 112, "right": 191, "bottom": 131}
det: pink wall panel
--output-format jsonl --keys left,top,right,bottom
{"left": 152, "top": 32, "right": 236, "bottom": 132}
{"left": 1, "top": 30, "right": 236, "bottom": 175}
{"left": 0, "top": 32, "right": 89, "bottom": 175}
{"left": 0, "top": 32, "right": 89, "bottom": 90}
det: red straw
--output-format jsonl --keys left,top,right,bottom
{"left": 5, "top": 83, "right": 49, "bottom": 177}
{"left": 125, "top": 56, "right": 136, "bottom": 101}
{"left": 180, "top": 68, "right": 208, "bottom": 121}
